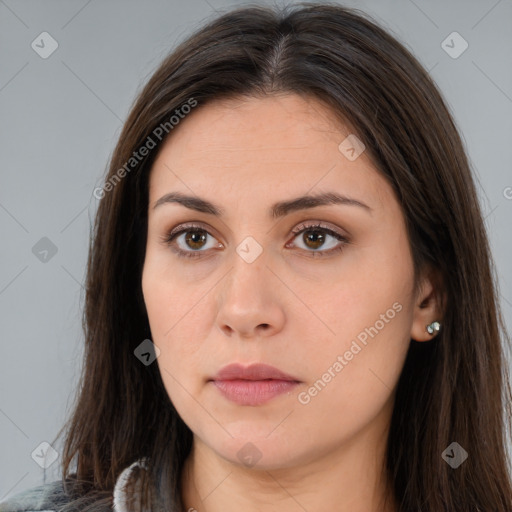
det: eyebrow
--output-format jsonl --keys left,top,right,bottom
{"left": 152, "top": 191, "right": 372, "bottom": 219}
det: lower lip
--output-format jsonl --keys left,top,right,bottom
{"left": 211, "top": 379, "right": 300, "bottom": 405}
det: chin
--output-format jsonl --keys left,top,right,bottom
{"left": 210, "top": 434, "right": 306, "bottom": 471}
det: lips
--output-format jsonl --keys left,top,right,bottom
{"left": 209, "top": 363, "right": 301, "bottom": 406}
{"left": 210, "top": 362, "right": 300, "bottom": 382}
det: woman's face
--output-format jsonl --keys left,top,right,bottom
{"left": 142, "top": 93, "right": 430, "bottom": 470}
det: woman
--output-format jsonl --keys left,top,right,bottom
{"left": 1, "top": 3, "right": 511, "bottom": 511}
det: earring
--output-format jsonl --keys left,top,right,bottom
{"left": 426, "top": 321, "right": 441, "bottom": 336}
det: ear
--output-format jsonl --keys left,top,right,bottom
{"left": 410, "top": 265, "right": 445, "bottom": 342}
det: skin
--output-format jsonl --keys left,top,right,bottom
{"left": 141, "top": 93, "right": 442, "bottom": 512}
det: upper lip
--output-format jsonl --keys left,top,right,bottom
{"left": 210, "top": 363, "right": 300, "bottom": 382}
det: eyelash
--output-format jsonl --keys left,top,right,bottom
{"left": 160, "top": 222, "right": 349, "bottom": 259}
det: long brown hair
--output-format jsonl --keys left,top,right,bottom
{"left": 51, "top": 3, "right": 512, "bottom": 511}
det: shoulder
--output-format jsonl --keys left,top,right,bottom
{"left": 0, "top": 479, "right": 70, "bottom": 512}
{"left": 0, "top": 459, "right": 149, "bottom": 512}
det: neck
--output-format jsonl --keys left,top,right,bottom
{"left": 180, "top": 413, "right": 397, "bottom": 512}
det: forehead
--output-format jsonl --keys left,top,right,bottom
{"left": 153, "top": 94, "right": 352, "bottom": 161}
{"left": 147, "top": 93, "right": 391, "bottom": 215}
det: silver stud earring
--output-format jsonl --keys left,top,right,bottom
{"left": 426, "top": 321, "right": 441, "bottom": 336}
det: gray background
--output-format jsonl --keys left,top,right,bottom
{"left": 1, "top": 0, "right": 511, "bottom": 499}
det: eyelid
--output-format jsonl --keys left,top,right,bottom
{"left": 166, "top": 221, "right": 218, "bottom": 240}
{"left": 165, "top": 219, "right": 348, "bottom": 240}
{"left": 289, "top": 220, "right": 348, "bottom": 238}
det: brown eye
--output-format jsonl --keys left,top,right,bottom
{"left": 162, "top": 225, "right": 221, "bottom": 259}
{"left": 183, "top": 229, "right": 208, "bottom": 250}
{"left": 288, "top": 222, "right": 349, "bottom": 257}
{"left": 301, "top": 229, "right": 326, "bottom": 250}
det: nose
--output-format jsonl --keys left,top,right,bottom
{"left": 215, "top": 247, "right": 286, "bottom": 340}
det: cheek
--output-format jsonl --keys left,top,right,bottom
{"left": 141, "top": 257, "right": 217, "bottom": 396}
{"left": 142, "top": 268, "right": 206, "bottom": 413}
{"left": 293, "top": 300, "right": 412, "bottom": 448}
{"left": 300, "top": 236, "right": 414, "bottom": 410}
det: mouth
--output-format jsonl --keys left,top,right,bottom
{"left": 208, "top": 363, "right": 301, "bottom": 406}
